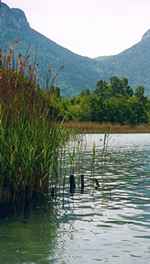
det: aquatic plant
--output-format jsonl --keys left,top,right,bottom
{"left": 0, "top": 49, "right": 71, "bottom": 214}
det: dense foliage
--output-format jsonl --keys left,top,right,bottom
{"left": 57, "top": 77, "right": 150, "bottom": 125}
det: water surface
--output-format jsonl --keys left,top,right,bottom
{"left": 0, "top": 134, "right": 150, "bottom": 264}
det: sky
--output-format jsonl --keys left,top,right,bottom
{"left": 3, "top": 0, "right": 150, "bottom": 58}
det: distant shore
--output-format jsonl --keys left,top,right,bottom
{"left": 63, "top": 122, "right": 150, "bottom": 133}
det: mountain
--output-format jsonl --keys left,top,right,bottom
{"left": 0, "top": 2, "right": 100, "bottom": 96}
{"left": 96, "top": 31, "right": 150, "bottom": 95}
{"left": 1, "top": 2, "right": 150, "bottom": 95}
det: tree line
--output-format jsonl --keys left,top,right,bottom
{"left": 50, "top": 76, "right": 150, "bottom": 125}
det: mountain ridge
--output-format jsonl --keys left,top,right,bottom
{"left": 0, "top": 2, "right": 100, "bottom": 95}
{"left": 1, "top": 2, "right": 150, "bottom": 95}
{"left": 95, "top": 31, "right": 150, "bottom": 95}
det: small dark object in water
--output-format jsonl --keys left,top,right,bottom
{"left": 69, "top": 174, "right": 76, "bottom": 194}
{"left": 80, "top": 174, "right": 85, "bottom": 193}
{"left": 51, "top": 187, "right": 55, "bottom": 198}
{"left": 94, "top": 178, "right": 100, "bottom": 188}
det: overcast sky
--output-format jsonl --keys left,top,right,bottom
{"left": 3, "top": 0, "right": 150, "bottom": 58}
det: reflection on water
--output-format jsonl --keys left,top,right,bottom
{"left": 0, "top": 134, "right": 150, "bottom": 264}
{"left": 0, "top": 209, "right": 58, "bottom": 264}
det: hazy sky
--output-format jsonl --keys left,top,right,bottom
{"left": 3, "top": 0, "right": 150, "bottom": 58}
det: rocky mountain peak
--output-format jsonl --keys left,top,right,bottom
{"left": 0, "top": 2, "right": 29, "bottom": 31}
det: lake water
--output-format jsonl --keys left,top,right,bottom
{"left": 0, "top": 134, "right": 150, "bottom": 264}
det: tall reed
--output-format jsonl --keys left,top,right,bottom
{"left": 0, "top": 48, "right": 71, "bottom": 213}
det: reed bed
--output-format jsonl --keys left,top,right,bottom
{"left": 0, "top": 113, "right": 70, "bottom": 206}
{"left": 63, "top": 121, "right": 150, "bottom": 134}
{"left": 0, "top": 49, "right": 72, "bottom": 214}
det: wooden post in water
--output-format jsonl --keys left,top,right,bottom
{"left": 51, "top": 187, "right": 55, "bottom": 199}
{"left": 94, "top": 178, "right": 100, "bottom": 190}
{"left": 69, "top": 174, "right": 76, "bottom": 194}
{"left": 80, "top": 174, "right": 85, "bottom": 193}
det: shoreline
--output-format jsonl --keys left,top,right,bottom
{"left": 63, "top": 122, "right": 150, "bottom": 134}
